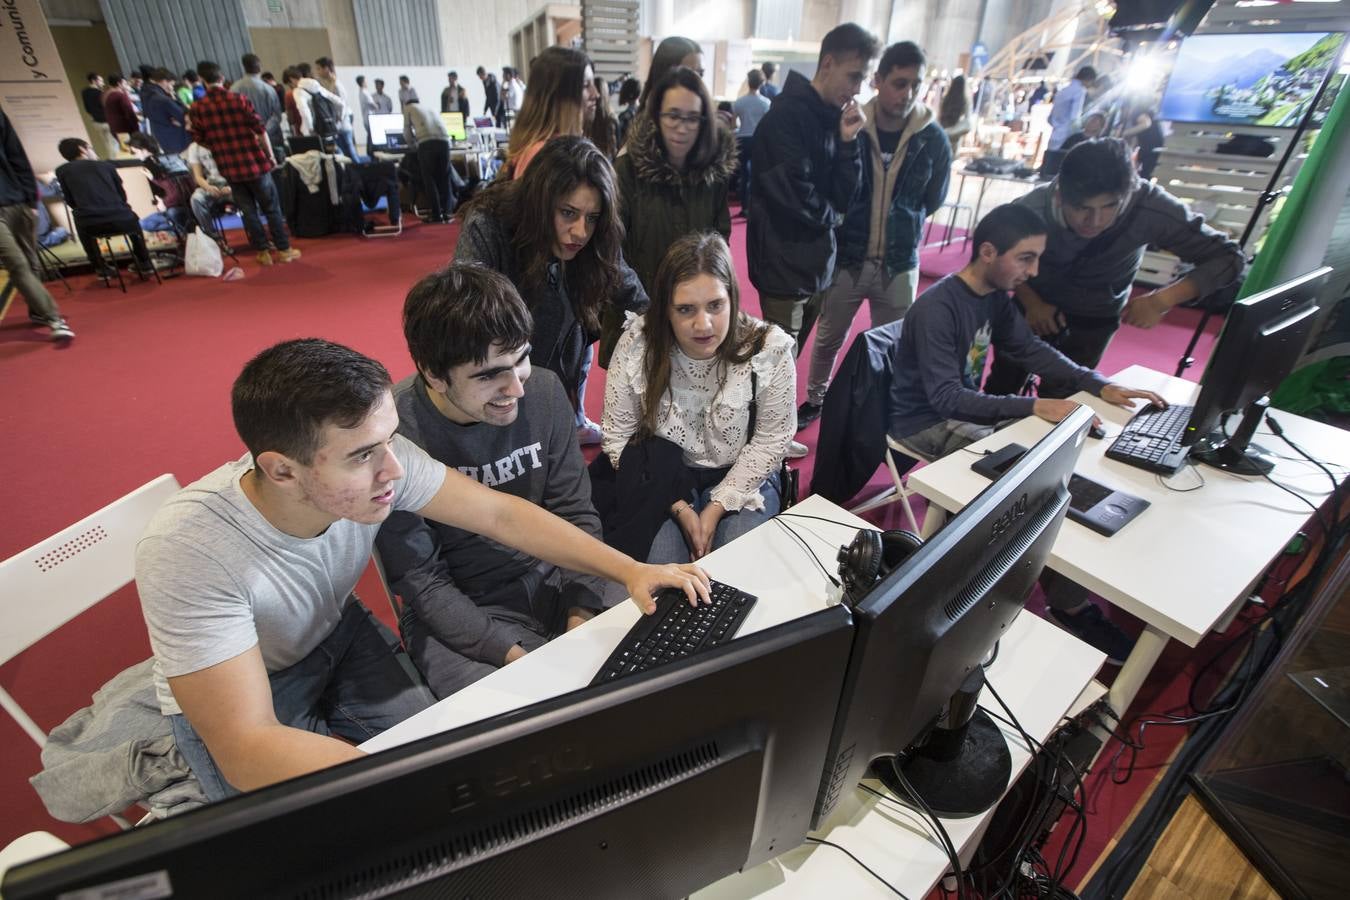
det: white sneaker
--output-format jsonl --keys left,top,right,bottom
{"left": 48, "top": 318, "right": 75, "bottom": 341}
{"left": 786, "top": 440, "right": 809, "bottom": 459}
{"left": 577, "top": 420, "right": 604, "bottom": 446}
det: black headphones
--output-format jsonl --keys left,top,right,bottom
{"left": 836, "top": 528, "right": 924, "bottom": 607}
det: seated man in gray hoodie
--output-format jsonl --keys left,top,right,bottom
{"left": 797, "top": 41, "right": 951, "bottom": 431}
{"left": 985, "top": 137, "right": 1243, "bottom": 397}
{"left": 376, "top": 264, "right": 625, "bottom": 699}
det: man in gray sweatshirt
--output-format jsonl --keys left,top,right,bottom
{"left": 985, "top": 138, "right": 1243, "bottom": 398}
{"left": 376, "top": 264, "right": 624, "bottom": 698}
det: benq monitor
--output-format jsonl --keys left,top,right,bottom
{"left": 6, "top": 608, "right": 854, "bottom": 900}
{"left": 814, "top": 406, "right": 1090, "bottom": 825}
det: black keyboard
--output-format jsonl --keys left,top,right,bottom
{"left": 1105, "top": 404, "right": 1194, "bottom": 474}
{"left": 590, "top": 580, "right": 757, "bottom": 685}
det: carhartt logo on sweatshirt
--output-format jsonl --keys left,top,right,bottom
{"left": 457, "top": 442, "right": 544, "bottom": 487}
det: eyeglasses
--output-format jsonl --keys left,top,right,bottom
{"left": 660, "top": 111, "right": 702, "bottom": 131}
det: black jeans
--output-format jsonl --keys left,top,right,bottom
{"left": 229, "top": 173, "right": 291, "bottom": 252}
{"left": 75, "top": 210, "right": 151, "bottom": 270}
{"left": 417, "top": 139, "right": 451, "bottom": 219}
{"left": 984, "top": 306, "right": 1121, "bottom": 399}
{"left": 736, "top": 135, "right": 754, "bottom": 206}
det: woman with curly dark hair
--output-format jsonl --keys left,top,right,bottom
{"left": 455, "top": 135, "right": 647, "bottom": 437}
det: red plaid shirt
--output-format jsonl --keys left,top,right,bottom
{"left": 189, "top": 86, "right": 271, "bottom": 184}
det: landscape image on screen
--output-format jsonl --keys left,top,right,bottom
{"left": 1159, "top": 32, "right": 1346, "bottom": 127}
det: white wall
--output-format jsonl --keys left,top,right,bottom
{"left": 435, "top": 1, "right": 532, "bottom": 81}
{"left": 241, "top": 0, "right": 325, "bottom": 27}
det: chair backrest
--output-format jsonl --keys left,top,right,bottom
{"left": 0, "top": 474, "right": 179, "bottom": 744}
{"left": 369, "top": 547, "right": 403, "bottom": 623}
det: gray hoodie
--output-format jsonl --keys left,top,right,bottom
{"left": 375, "top": 369, "right": 614, "bottom": 667}
{"left": 1015, "top": 180, "right": 1243, "bottom": 319}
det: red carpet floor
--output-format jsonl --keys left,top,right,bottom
{"left": 1, "top": 211, "right": 1223, "bottom": 888}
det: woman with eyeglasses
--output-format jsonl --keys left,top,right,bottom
{"left": 606, "top": 66, "right": 735, "bottom": 367}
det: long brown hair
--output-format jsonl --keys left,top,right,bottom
{"left": 939, "top": 75, "right": 969, "bottom": 128}
{"left": 638, "top": 36, "right": 701, "bottom": 108}
{"left": 462, "top": 135, "right": 624, "bottom": 334}
{"left": 507, "top": 47, "right": 591, "bottom": 169}
{"left": 586, "top": 75, "right": 618, "bottom": 157}
{"left": 640, "top": 232, "right": 767, "bottom": 436}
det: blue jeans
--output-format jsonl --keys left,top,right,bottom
{"left": 138, "top": 210, "right": 181, "bottom": 233}
{"left": 335, "top": 128, "right": 361, "bottom": 162}
{"left": 169, "top": 601, "right": 434, "bottom": 802}
{"left": 190, "top": 188, "right": 228, "bottom": 238}
{"left": 574, "top": 344, "right": 596, "bottom": 427}
{"left": 229, "top": 174, "right": 290, "bottom": 252}
{"left": 646, "top": 472, "right": 782, "bottom": 564}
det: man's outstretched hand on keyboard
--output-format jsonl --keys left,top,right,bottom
{"left": 626, "top": 562, "right": 713, "bottom": 615}
{"left": 1099, "top": 384, "right": 1167, "bottom": 410}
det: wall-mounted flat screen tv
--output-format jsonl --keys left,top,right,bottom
{"left": 1159, "top": 32, "right": 1345, "bottom": 127}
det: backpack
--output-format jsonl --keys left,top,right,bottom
{"left": 305, "top": 88, "right": 341, "bottom": 137}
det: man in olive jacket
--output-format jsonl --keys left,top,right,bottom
{"left": 747, "top": 23, "right": 880, "bottom": 356}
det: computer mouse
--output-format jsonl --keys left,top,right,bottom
{"left": 1088, "top": 423, "right": 1107, "bottom": 440}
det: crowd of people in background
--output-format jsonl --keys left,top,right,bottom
{"left": 5, "top": 23, "right": 1248, "bottom": 816}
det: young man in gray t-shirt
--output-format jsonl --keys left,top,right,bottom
{"left": 377, "top": 265, "right": 625, "bottom": 698}
{"left": 137, "top": 338, "right": 710, "bottom": 801}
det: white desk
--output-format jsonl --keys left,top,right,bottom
{"left": 363, "top": 496, "right": 1105, "bottom": 899}
{"left": 908, "top": 364, "right": 1350, "bottom": 715}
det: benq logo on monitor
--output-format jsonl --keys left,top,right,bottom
{"left": 447, "top": 744, "right": 593, "bottom": 812}
{"left": 990, "top": 493, "right": 1029, "bottom": 544}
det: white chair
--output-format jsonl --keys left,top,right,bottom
{"left": 848, "top": 436, "right": 924, "bottom": 534}
{"left": 0, "top": 474, "right": 179, "bottom": 749}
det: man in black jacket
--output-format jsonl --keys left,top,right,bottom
{"left": 0, "top": 109, "right": 74, "bottom": 340}
{"left": 81, "top": 72, "right": 116, "bottom": 158}
{"left": 55, "top": 137, "right": 155, "bottom": 277}
{"left": 747, "top": 22, "right": 879, "bottom": 357}
{"left": 477, "top": 66, "right": 500, "bottom": 125}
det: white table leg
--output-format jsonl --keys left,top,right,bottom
{"left": 1107, "top": 624, "right": 1170, "bottom": 718}
{"left": 920, "top": 505, "right": 949, "bottom": 540}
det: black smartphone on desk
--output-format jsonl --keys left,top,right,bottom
{"left": 972, "top": 443, "right": 1150, "bottom": 537}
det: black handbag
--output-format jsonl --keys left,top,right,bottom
{"left": 748, "top": 372, "right": 799, "bottom": 509}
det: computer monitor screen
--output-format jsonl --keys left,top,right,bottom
{"left": 473, "top": 116, "right": 495, "bottom": 128}
{"left": 441, "top": 111, "right": 467, "bottom": 141}
{"left": 367, "top": 113, "right": 404, "bottom": 146}
{"left": 813, "top": 407, "right": 1090, "bottom": 826}
{"left": 1182, "top": 266, "right": 1329, "bottom": 475}
{"left": 4, "top": 609, "right": 854, "bottom": 900}
{"left": 1159, "top": 33, "right": 1345, "bottom": 128}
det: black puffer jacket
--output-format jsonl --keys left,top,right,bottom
{"left": 455, "top": 209, "right": 648, "bottom": 407}
{"left": 746, "top": 70, "right": 862, "bottom": 299}
{"left": 614, "top": 112, "right": 737, "bottom": 294}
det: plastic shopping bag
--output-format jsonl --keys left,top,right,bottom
{"left": 184, "top": 230, "right": 223, "bottom": 278}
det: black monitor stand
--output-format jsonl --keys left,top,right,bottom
{"left": 871, "top": 668, "right": 1012, "bottom": 819}
{"left": 1192, "top": 396, "right": 1277, "bottom": 476}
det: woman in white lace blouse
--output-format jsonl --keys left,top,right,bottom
{"left": 602, "top": 232, "right": 796, "bottom": 563}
